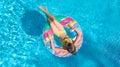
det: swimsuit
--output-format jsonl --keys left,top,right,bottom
{"left": 56, "top": 30, "right": 72, "bottom": 46}
{"left": 56, "top": 30, "right": 66, "bottom": 37}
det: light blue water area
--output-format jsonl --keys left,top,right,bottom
{"left": 0, "top": 0, "right": 120, "bottom": 67}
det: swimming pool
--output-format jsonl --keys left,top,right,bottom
{"left": 0, "top": 0, "right": 120, "bottom": 67}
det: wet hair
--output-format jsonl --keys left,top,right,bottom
{"left": 66, "top": 43, "right": 76, "bottom": 55}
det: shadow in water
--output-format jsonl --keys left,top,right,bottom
{"left": 21, "top": 10, "right": 46, "bottom": 36}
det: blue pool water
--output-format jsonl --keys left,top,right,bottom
{"left": 0, "top": 0, "right": 120, "bottom": 67}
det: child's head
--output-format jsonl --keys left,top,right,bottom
{"left": 64, "top": 42, "right": 76, "bottom": 55}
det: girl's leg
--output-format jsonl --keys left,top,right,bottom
{"left": 48, "top": 18, "right": 60, "bottom": 36}
{"left": 39, "top": 6, "right": 55, "bottom": 21}
{"left": 52, "top": 20, "right": 65, "bottom": 31}
{"left": 39, "top": 6, "right": 65, "bottom": 31}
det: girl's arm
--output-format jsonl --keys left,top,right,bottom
{"left": 68, "top": 23, "right": 82, "bottom": 47}
{"left": 72, "top": 27, "right": 82, "bottom": 47}
{"left": 48, "top": 34, "right": 67, "bottom": 52}
{"left": 50, "top": 39, "right": 56, "bottom": 50}
{"left": 50, "top": 40, "right": 69, "bottom": 56}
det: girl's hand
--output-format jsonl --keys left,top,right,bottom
{"left": 38, "top": 6, "right": 47, "bottom": 12}
{"left": 48, "top": 34, "right": 53, "bottom": 41}
{"left": 68, "top": 22, "right": 74, "bottom": 28}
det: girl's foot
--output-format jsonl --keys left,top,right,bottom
{"left": 38, "top": 6, "right": 47, "bottom": 12}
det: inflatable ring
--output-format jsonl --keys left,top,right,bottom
{"left": 42, "top": 16, "right": 83, "bottom": 57}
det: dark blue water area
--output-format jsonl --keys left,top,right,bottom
{"left": 21, "top": 10, "right": 46, "bottom": 36}
{"left": 0, "top": 0, "right": 120, "bottom": 67}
